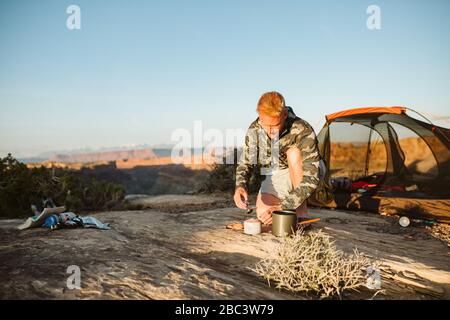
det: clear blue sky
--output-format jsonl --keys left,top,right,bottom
{"left": 1, "top": 0, "right": 449, "bottom": 158}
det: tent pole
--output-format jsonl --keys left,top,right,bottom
{"left": 365, "top": 128, "right": 373, "bottom": 177}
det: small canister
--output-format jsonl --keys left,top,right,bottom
{"left": 399, "top": 216, "right": 410, "bottom": 227}
{"left": 244, "top": 219, "right": 262, "bottom": 235}
{"left": 272, "top": 210, "right": 298, "bottom": 237}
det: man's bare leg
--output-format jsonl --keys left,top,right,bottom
{"left": 256, "top": 192, "right": 306, "bottom": 225}
{"left": 256, "top": 192, "right": 280, "bottom": 225}
{"left": 256, "top": 147, "right": 308, "bottom": 224}
{"left": 286, "top": 147, "right": 309, "bottom": 219}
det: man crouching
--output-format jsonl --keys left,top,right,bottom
{"left": 233, "top": 91, "right": 321, "bottom": 225}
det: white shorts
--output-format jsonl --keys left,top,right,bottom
{"left": 259, "top": 168, "right": 293, "bottom": 199}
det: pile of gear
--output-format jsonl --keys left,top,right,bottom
{"left": 41, "top": 211, "right": 110, "bottom": 230}
{"left": 18, "top": 197, "right": 110, "bottom": 231}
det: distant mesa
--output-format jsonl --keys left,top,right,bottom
{"left": 50, "top": 148, "right": 158, "bottom": 163}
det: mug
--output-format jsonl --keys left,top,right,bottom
{"left": 272, "top": 210, "right": 298, "bottom": 237}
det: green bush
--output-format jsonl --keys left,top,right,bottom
{"left": 0, "top": 154, "right": 125, "bottom": 218}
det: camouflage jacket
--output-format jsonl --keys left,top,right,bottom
{"left": 235, "top": 106, "right": 320, "bottom": 210}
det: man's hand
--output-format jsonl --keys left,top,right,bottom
{"left": 258, "top": 205, "right": 282, "bottom": 225}
{"left": 234, "top": 187, "right": 249, "bottom": 209}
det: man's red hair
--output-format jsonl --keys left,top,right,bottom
{"left": 256, "top": 92, "right": 285, "bottom": 117}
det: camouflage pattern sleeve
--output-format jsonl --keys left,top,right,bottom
{"left": 280, "top": 122, "right": 320, "bottom": 210}
{"left": 235, "top": 125, "right": 258, "bottom": 190}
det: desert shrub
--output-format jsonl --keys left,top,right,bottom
{"left": 251, "top": 230, "right": 373, "bottom": 299}
{"left": 0, "top": 155, "right": 38, "bottom": 217}
{"left": 83, "top": 179, "right": 125, "bottom": 209}
{"left": 201, "top": 163, "right": 264, "bottom": 194}
{"left": 201, "top": 163, "right": 236, "bottom": 193}
{"left": 200, "top": 148, "right": 263, "bottom": 194}
{"left": 0, "top": 154, "right": 125, "bottom": 218}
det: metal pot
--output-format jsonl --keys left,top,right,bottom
{"left": 272, "top": 210, "right": 298, "bottom": 237}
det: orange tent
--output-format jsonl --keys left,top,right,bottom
{"left": 326, "top": 106, "right": 406, "bottom": 122}
{"left": 310, "top": 106, "right": 450, "bottom": 222}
